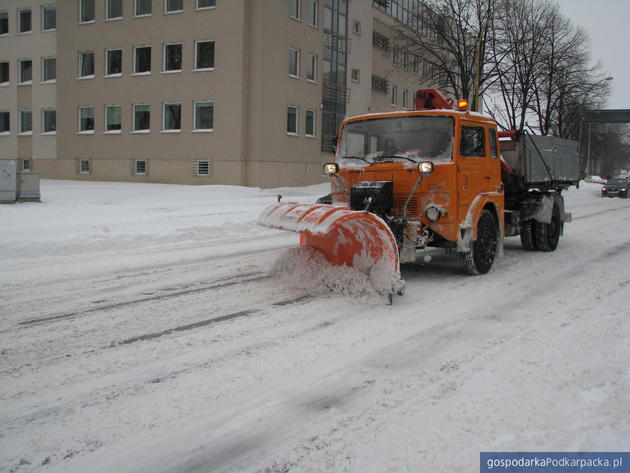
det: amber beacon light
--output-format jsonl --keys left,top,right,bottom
{"left": 457, "top": 99, "right": 469, "bottom": 111}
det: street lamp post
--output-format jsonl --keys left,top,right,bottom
{"left": 473, "top": 0, "right": 510, "bottom": 112}
{"left": 586, "top": 122, "right": 592, "bottom": 175}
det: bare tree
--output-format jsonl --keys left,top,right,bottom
{"left": 587, "top": 124, "right": 630, "bottom": 177}
{"left": 486, "top": 0, "right": 556, "bottom": 132}
{"left": 391, "top": 0, "right": 505, "bottom": 109}
{"left": 526, "top": 5, "right": 611, "bottom": 138}
{"left": 484, "top": 0, "right": 613, "bottom": 140}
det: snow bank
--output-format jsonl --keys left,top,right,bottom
{"left": 272, "top": 247, "right": 380, "bottom": 299}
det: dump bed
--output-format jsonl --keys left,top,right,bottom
{"left": 500, "top": 134, "right": 580, "bottom": 187}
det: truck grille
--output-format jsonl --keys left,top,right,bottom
{"left": 392, "top": 195, "right": 420, "bottom": 218}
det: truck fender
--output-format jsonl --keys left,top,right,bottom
{"left": 457, "top": 192, "right": 503, "bottom": 253}
{"left": 531, "top": 194, "right": 566, "bottom": 234}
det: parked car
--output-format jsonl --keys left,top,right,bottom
{"left": 585, "top": 175, "right": 606, "bottom": 184}
{"left": 601, "top": 177, "right": 630, "bottom": 198}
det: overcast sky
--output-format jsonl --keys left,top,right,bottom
{"left": 554, "top": 0, "right": 630, "bottom": 109}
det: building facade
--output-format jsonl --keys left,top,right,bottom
{"left": 0, "top": 0, "right": 57, "bottom": 174}
{"left": 0, "top": 0, "right": 441, "bottom": 187}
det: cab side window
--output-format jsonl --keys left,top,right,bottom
{"left": 489, "top": 128, "right": 498, "bottom": 158}
{"left": 460, "top": 126, "right": 486, "bottom": 157}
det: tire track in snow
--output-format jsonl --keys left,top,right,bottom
{"left": 571, "top": 204, "right": 630, "bottom": 220}
{"left": 158, "top": 238, "right": 630, "bottom": 473}
{"left": 12, "top": 272, "right": 270, "bottom": 329}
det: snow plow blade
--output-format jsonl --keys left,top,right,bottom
{"left": 258, "top": 202, "right": 403, "bottom": 295}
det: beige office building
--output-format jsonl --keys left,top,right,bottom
{"left": 1, "top": 0, "right": 439, "bottom": 188}
{"left": 0, "top": 0, "right": 57, "bottom": 173}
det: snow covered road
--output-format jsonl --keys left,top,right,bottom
{"left": 1, "top": 180, "right": 628, "bottom": 473}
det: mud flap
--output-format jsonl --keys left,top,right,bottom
{"left": 258, "top": 202, "right": 404, "bottom": 296}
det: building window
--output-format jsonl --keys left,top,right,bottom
{"left": 194, "top": 101, "right": 214, "bottom": 131}
{"left": 80, "top": 0, "right": 95, "bottom": 23}
{"left": 163, "top": 43, "right": 182, "bottom": 72}
{"left": 371, "top": 75, "right": 387, "bottom": 94}
{"left": 195, "top": 41, "right": 215, "bottom": 70}
{"left": 42, "top": 57, "right": 56, "bottom": 82}
{"left": 23, "top": 159, "right": 31, "bottom": 170}
{"left": 392, "top": 46, "right": 401, "bottom": 65}
{"left": 133, "top": 104, "right": 150, "bottom": 131}
{"left": 352, "top": 19, "right": 361, "bottom": 35}
{"left": 287, "top": 106, "right": 298, "bottom": 135}
{"left": 79, "top": 106, "right": 95, "bottom": 133}
{"left": 372, "top": 31, "right": 390, "bottom": 51}
{"left": 306, "top": 0, "right": 318, "bottom": 27}
{"left": 134, "top": 46, "right": 151, "bottom": 74}
{"left": 18, "top": 8, "right": 32, "bottom": 33}
{"left": 0, "top": 11, "right": 8, "bottom": 35}
{"left": 402, "top": 89, "right": 409, "bottom": 109}
{"left": 19, "top": 59, "right": 32, "bottom": 84}
{"left": 106, "top": 105, "right": 122, "bottom": 132}
{"left": 163, "top": 103, "right": 181, "bottom": 131}
{"left": 42, "top": 5, "right": 56, "bottom": 31}
{"left": 79, "top": 51, "right": 95, "bottom": 77}
{"left": 20, "top": 110, "right": 32, "bottom": 134}
{"left": 0, "top": 62, "right": 8, "bottom": 84}
{"left": 106, "top": 0, "right": 123, "bottom": 20}
{"left": 0, "top": 111, "right": 9, "bottom": 133}
{"left": 165, "top": 0, "right": 183, "bottom": 13}
{"left": 413, "top": 55, "right": 420, "bottom": 74}
{"left": 305, "top": 109, "right": 316, "bottom": 137}
{"left": 390, "top": 84, "right": 397, "bottom": 106}
{"left": 42, "top": 108, "right": 56, "bottom": 133}
{"left": 306, "top": 54, "right": 317, "bottom": 82}
{"left": 135, "top": 0, "right": 152, "bottom": 16}
{"left": 288, "top": 48, "right": 299, "bottom": 78}
{"left": 106, "top": 49, "right": 122, "bottom": 76}
{"left": 351, "top": 68, "right": 359, "bottom": 83}
{"left": 135, "top": 160, "right": 147, "bottom": 175}
{"left": 289, "top": 0, "right": 300, "bottom": 20}
{"left": 194, "top": 160, "right": 211, "bottom": 176}
{"left": 79, "top": 159, "right": 91, "bottom": 174}
{"left": 197, "top": 0, "right": 216, "bottom": 9}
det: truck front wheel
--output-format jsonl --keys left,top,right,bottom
{"left": 534, "top": 205, "right": 561, "bottom": 251}
{"left": 460, "top": 210, "right": 498, "bottom": 275}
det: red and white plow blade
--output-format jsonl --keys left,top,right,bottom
{"left": 257, "top": 202, "right": 403, "bottom": 295}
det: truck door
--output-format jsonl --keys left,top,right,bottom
{"left": 457, "top": 122, "right": 499, "bottom": 222}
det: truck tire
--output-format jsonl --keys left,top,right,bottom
{"left": 460, "top": 210, "right": 498, "bottom": 275}
{"left": 534, "top": 204, "right": 561, "bottom": 252}
{"left": 519, "top": 220, "right": 537, "bottom": 251}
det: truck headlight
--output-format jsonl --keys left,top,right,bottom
{"left": 323, "top": 163, "right": 339, "bottom": 176}
{"left": 418, "top": 161, "right": 434, "bottom": 174}
{"left": 425, "top": 205, "right": 442, "bottom": 222}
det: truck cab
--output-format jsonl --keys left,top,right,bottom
{"left": 330, "top": 108, "right": 504, "bottom": 274}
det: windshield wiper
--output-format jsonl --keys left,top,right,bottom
{"left": 377, "top": 154, "right": 417, "bottom": 163}
{"left": 340, "top": 155, "right": 371, "bottom": 163}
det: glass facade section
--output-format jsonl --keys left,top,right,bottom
{"left": 321, "top": 0, "right": 348, "bottom": 152}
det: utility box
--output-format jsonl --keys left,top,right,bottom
{"left": 0, "top": 159, "right": 18, "bottom": 203}
{"left": 17, "top": 171, "right": 41, "bottom": 201}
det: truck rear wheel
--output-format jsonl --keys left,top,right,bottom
{"left": 460, "top": 210, "right": 498, "bottom": 275}
{"left": 519, "top": 220, "right": 538, "bottom": 251}
{"left": 534, "top": 205, "right": 561, "bottom": 252}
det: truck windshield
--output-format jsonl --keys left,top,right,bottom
{"left": 337, "top": 115, "right": 454, "bottom": 165}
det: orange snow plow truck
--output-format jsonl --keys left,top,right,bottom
{"left": 258, "top": 90, "right": 579, "bottom": 300}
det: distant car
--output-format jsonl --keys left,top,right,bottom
{"left": 601, "top": 177, "right": 630, "bottom": 198}
{"left": 585, "top": 175, "right": 606, "bottom": 184}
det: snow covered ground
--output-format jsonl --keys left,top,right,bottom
{"left": 0, "top": 180, "right": 628, "bottom": 473}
